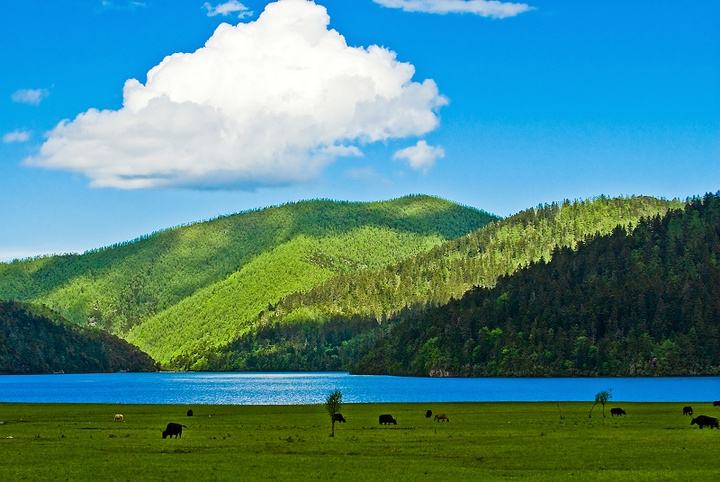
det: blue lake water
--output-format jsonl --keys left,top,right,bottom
{"left": 0, "top": 373, "right": 718, "bottom": 405}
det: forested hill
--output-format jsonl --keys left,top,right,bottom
{"left": 251, "top": 196, "right": 677, "bottom": 326}
{"left": 355, "top": 193, "right": 720, "bottom": 377}
{"left": 0, "top": 195, "right": 495, "bottom": 367}
{"left": 0, "top": 301, "right": 156, "bottom": 374}
{"left": 202, "top": 195, "right": 681, "bottom": 371}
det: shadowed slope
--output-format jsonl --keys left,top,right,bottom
{"left": 355, "top": 194, "right": 719, "bottom": 376}
{"left": 0, "top": 301, "right": 156, "bottom": 374}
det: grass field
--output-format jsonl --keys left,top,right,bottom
{"left": 1, "top": 402, "right": 719, "bottom": 480}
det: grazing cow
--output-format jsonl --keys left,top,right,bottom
{"left": 610, "top": 408, "right": 626, "bottom": 417}
{"left": 425, "top": 410, "right": 433, "bottom": 418}
{"left": 332, "top": 413, "right": 346, "bottom": 423}
{"left": 691, "top": 415, "right": 719, "bottom": 429}
{"left": 114, "top": 414, "right": 124, "bottom": 422}
{"left": 434, "top": 414, "right": 450, "bottom": 422}
{"left": 683, "top": 406, "right": 693, "bottom": 416}
{"left": 162, "top": 422, "right": 187, "bottom": 439}
{"left": 379, "top": 414, "right": 397, "bottom": 425}
{"left": 186, "top": 409, "right": 194, "bottom": 417}
{"left": 714, "top": 401, "right": 720, "bottom": 407}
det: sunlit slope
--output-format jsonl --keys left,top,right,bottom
{"left": 248, "top": 196, "right": 681, "bottom": 330}
{"left": 126, "top": 226, "right": 455, "bottom": 366}
{"left": 0, "top": 196, "right": 494, "bottom": 337}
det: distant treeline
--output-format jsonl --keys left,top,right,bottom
{"left": 0, "top": 301, "right": 156, "bottom": 374}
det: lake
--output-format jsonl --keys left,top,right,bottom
{"left": 1, "top": 373, "right": 719, "bottom": 405}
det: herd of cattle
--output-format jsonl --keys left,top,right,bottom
{"left": 109, "top": 401, "right": 720, "bottom": 439}
{"left": 608, "top": 403, "right": 720, "bottom": 429}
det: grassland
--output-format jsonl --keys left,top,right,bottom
{"left": 1, "top": 402, "right": 719, "bottom": 480}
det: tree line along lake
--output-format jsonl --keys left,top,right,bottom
{"left": 0, "top": 372, "right": 718, "bottom": 404}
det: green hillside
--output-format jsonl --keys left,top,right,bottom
{"left": 0, "top": 195, "right": 495, "bottom": 367}
{"left": 0, "top": 301, "right": 156, "bottom": 374}
{"left": 204, "top": 195, "right": 681, "bottom": 371}
{"left": 354, "top": 193, "right": 719, "bottom": 376}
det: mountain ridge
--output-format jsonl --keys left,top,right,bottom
{"left": 0, "top": 195, "right": 497, "bottom": 367}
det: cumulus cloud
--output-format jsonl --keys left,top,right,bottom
{"left": 2, "top": 130, "right": 31, "bottom": 144}
{"left": 203, "top": 0, "right": 253, "bottom": 18}
{"left": 393, "top": 140, "right": 444, "bottom": 172}
{"left": 11, "top": 88, "right": 49, "bottom": 106}
{"left": 372, "top": 0, "right": 533, "bottom": 18}
{"left": 28, "top": 0, "right": 446, "bottom": 190}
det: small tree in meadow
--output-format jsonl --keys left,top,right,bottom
{"left": 325, "top": 389, "right": 343, "bottom": 437}
{"left": 589, "top": 390, "right": 611, "bottom": 418}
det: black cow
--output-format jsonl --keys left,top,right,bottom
{"left": 186, "top": 409, "right": 194, "bottom": 417}
{"left": 691, "top": 415, "right": 719, "bottom": 429}
{"left": 379, "top": 414, "right": 397, "bottom": 425}
{"left": 610, "top": 408, "right": 626, "bottom": 417}
{"left": 714, "top": 401, "right": 720, "bottom": 407}
{"left": 332, "top": 413, "right": 346, "bottom": 423}
{"left": 162, "top": 422, "right": 187, "bottom": 439}
{"left": 425, "top": 410, "right": 433, "bottom": 418}
{"left": 683, "top": 406, "right": 693, "bottom": 416}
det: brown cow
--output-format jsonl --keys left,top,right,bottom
{"left": 434, "top": 414, "right": 450, "bottom": 422}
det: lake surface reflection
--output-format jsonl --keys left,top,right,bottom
{"left": 0, "top": 372, "right": 718, "bottom": 404}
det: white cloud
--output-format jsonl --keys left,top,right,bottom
{"left": 393, "top": 140, "right": 444, "bottom": 172}
{"left": 28, "top": 0, "right": 446, "bottom": 190}
{"left": 11, "top": 88, "right": 49, "bottom": 106}
{"left": 372, "top": 0, "right": 533, "bottom": 18}
{"left": 203, "top": 1, "right": 253, "bottom": 18}
{"left": 2, "top": 130, "right": 31, "bottom": 144}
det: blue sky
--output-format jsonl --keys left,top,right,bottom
{"left": 1, "top": 0, "right": 718, "bottom": 259}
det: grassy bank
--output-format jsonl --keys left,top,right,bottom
{"left": 1, "top": 402, "right": 719, "bottom": 480}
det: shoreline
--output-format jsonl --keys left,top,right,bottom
{"left": 2, "top": 370, "right": 720, "bottom": 378}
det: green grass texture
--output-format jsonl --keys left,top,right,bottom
{"left": 1, "top": 402, "right": 718, "bottom": 481}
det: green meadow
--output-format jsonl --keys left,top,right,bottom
{"left": 1, "top": 402, "right": 719, "bottom": 480}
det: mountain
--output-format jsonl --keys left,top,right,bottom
{"left": 354, "top": 193, "right": 720, "bottom": 377}
{"left": 0, "top": 301, "right": 156, "bottom": 374}
{"left": 0, "top": 195, "right": 496, "bottom": 367}
{"left": 200, "top": 195, "right": 682, "bottom": 371}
